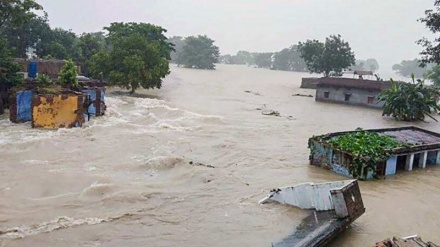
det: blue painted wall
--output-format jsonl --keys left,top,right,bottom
{"left": 83, "top": 89, "right": 105, "bottom": 117}
{"left": 83, "top": 89, "right": 97, "bottom": 117}
{"left": 386, "top": 156, "right": 397, "bottom": 176}
{"left": 16, "top": 90, "right": 33, "bottom": 122}
{"left": 310, "top": 141, "right": 333, "bottom": 167}
{"left": 331, "top": 163, "right": 351, "bottom": 177}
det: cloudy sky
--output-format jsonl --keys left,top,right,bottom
{"left": 37, "top": 0, "right": 436, "bottom": 74}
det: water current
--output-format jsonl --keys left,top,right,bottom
{"left": 1, "top": 64, "right": 439, "bottom": 246}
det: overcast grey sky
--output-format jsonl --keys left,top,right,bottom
{"left": 37, "top": 0, "right": 436, "bottom": 74}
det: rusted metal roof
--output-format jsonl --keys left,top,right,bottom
{"left": 317, "top": 77, "right": 392, "bottom": 91}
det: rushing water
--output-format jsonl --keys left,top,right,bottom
{"left": 1, "top": 64, "right": 440, "bottom": 247}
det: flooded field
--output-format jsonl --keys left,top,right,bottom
{"left": 1, "top": 64, "right": 440, "bottom": 246}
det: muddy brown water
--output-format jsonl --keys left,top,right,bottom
{"left": 1, "top": 64, "right": 440, "bottom": 247}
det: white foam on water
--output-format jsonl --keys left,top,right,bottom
{"left": 0, "top": 216, "right": 110, "bottom": 239}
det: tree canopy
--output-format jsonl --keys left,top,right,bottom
{"left": 0, "top": 38, "right": 22, "bottom": 90}
{"left": 419, "top": 0, "right": 440, "bottom": 65}
{"left": 253, "top": 52, "right": 273, "bottom": 69}
{"left": 168, "top": 36, "right": 184, "bottom": 63}
{"left": 298, "top": 34, "right": 355, "bottom": 77}
{"left": 176, "top": 35, "right": 219, "bottom": 70}
{"left": 351, "top": 58, "right": 379, "bottom": 72}
{"left": 379, "top": 77, "right": 440, "bottom": 122}
{"left": 392, "top": 59, "right": 432, "bottom": 78}
{"left": 0, "top": 0, "right": 42, "bottom": 31}
{"left": 425, "top": 64, "right": 440, "bottom": 85}
{"left": 272, "top": 46, "right": 307, "bottom": 72}
{"left": 89, "top": 22, "right": 173, "bottom": 93}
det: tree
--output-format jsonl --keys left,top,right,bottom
{"left": 378, "top": 76, "right": 440, "bottom": 122}
{"left": 272, "top": 45, "right": 307, "bottom": 72}
{"left": 0, "top": 38, "right": 22, "bottom": 90}
{"left": 2, "top": 13, "right": 51, "bottom": 58}
{"left": 89, "top": 22, "right": 173, "bottom": 94}
{"left": 425, "top": 64, "right": 440, "bottom": 85}
{"left": 419, "top": 1, "right": 440, "bottom": 65}
{"left": 298, "top": 34, "right": 355, "bottom": 77}
{"left": 365, "top": 58, "right": 380, "bottom": 72}
{"left": 59, "top": 59, "right": 78, "bottom": 88}
{"left": 0, "top": 0, "right": 42, "bottom": 31}
{"left": 219, "top": 54, "right": 234, "bottom": 64}
{"left": 36, "top": 28, "right": 80, "bottom": 60}
{"left": 392, "top": 59, "right": 431, "bottom": 78}
{"left": 176, "top": 35, "right": 219, "bottom": 69}
{"left": 253, "top": 52, "right": 273, "bottom": 69}
{"left": 352, "top": 59, "right": 380, "bottom": 72}
{"left": 233, "top": 50, "right": 254, "bottom": 65}
{"left": 76, "top": 32, "right": 105, "bottom": 76}
{"left": 168, "top": 36, "right": 184, "bottom": 63}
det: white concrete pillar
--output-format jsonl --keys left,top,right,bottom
{"left": 436, "top": 150, "right": 440, "bottom": 165}
{"left": 418, "top": 151, "right": 428, "bottom": 169}
{"left": 405, "top": 153, "right": 415, "bottom": 171}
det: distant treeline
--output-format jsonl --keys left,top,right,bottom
{"left": 392, "top": 59, "right": 433, "bottom": 78}
{"left": 217, "top": 46, "right": 308, "bottom": 72}
{"left": 216, "top": 48, "right": 379, "bottom": 74}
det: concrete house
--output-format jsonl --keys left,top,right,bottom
{"left": 309, "top": 127, "right": 440, "bottom": 180}
{"left": 315, "top": 77, "right": 392, "bottom": 109}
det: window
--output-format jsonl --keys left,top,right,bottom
{"left": 324, "top": 91, "right": 330, "bottom": 98}
{"left": 367, "top": 96, "right": 375, "bottom": 104}
{"left": 344, "top": 93, "right": 351, "bottom": 101}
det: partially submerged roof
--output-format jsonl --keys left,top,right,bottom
{"left": 317, "top": 77, "right": 391, "bottom": 91}
{"left": 311, "top": 127, "right": 440, "bottom": 155}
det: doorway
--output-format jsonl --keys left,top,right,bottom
{"left": 396, "top": 155, "right": 407, "bottom": 171}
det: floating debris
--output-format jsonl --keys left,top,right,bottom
{"left": 292, "top": 93, "right": 313, "bottom": 98}
{"left": 261, "top": 180, "right": 365, "bottom": 247}
{"left": 375, "top": 235, "right": 439, "bottom": 247}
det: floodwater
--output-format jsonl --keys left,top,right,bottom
{"left": 1, "top": 64, "right": 440, "bottom": 247}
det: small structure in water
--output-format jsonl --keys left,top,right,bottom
{"left": 8, "top": 76, "right": 106, "bottom": 128}
{"left": 315, "top": 77, "right": 391, "bottom": 109}
{"left": 309, "top": 127, "right": 440, "bottom": 180}
{"left": 32, "top": 91, "right": 87, "bottom": 129}
{"left": 375, "top": 235, "right": 439, "bottom": 247}
{"left": 260, "top": 180, "right": 365, "bottom": 247}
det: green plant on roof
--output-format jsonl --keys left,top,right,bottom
{"left": 36, "top": 73, "right": 53, "bottom": 86}
{"left": 59, "top": 59, "right": 78, "bottom": 88}
{"left": 327, "top": 128, "right": 407, "bottom": 179}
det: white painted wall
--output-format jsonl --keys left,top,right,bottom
{"left": 260, "top": 180, "right": 352, "bottom": 212}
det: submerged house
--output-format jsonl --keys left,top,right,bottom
{"left": 309, "top": 127, "right": 440, "bottom": 180}
{"left": 315, "top": 77, "right": 391, "bottom": 109}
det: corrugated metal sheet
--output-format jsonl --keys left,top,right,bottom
{"left": 32, "top": 94, "right": 85, "bottom": 129}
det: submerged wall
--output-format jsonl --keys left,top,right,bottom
{"left": 301, "top": 78, "right": 321, "bottom": 89}
{"left": 309, "top": 140, "right": 376, "bottom": 180}
{"left": 82, "top": 87, "right": 106, "bottom": 118}
{"left": 316, "top": 85, "right": 384, "bottom": 109}
{"left": 10, "top": 90, "right": 33, "bottom": 123}
{"left": 32, "top": 93, "right": 85, "bottom": 129}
